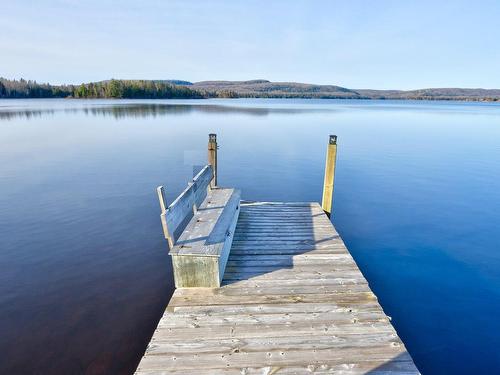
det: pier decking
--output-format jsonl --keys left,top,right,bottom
{"left": 136, "top": 202, "right": 418, "bottom": 374}
{"left": 135, "top": 135, "right": 419, "bottom": 374}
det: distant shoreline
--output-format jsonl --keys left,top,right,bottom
{"left": 1, "top": 78, "right": 499, "bottom": 102}
{"left": 1, "top": 97, "right": 499, "bottom": 103}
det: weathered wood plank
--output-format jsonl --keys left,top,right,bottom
{"left": 136, "top": 347, "right": 411, "bottom": 371}
{"left": 226, "top": 253, "right": 354, "bottom": 266}
{"left": 222, "top": 270, "right": 364, "bottom": 282}
{"left": 237, "top": 213, "right": 326, "bottom": 219}
{"left": 233, "top": 229, "right": 337, "bottom": 235}
{"left": 221, "top": 274, "right": 367, "bottom": 286}
{"left": 156, "top": 310, "right": 386, "bottom": 328}
{"left": 240, "top": 201, "right": 321, "bottom": 206}
{"left": 152, "top": 321, "right": 396, "bottom": 343}
{"left": 232, "top": 235, "right": 341, "bottom": 242}
{"left": 236, "top": 219, "right": 330, "bottom": 223}
{"left": 238, "top": 209, "right": 328, "bottom": 215}
{"left": 167, "top": 292, "right": 378, "bottom": 310}
{"left": 228, "top": 251, "right": 348, "bottom": 258}
{"left": 223, "top": 264, "right": 360, "bottom": 274}
{"left": 224, "top": 261, "right": 356, "bottom": 271}
{"left": 136, "top": 359, "right": 419, "bottom": 375}
{"left": 236, "top": 216, "right": 331, "bottom": 222}
{"left": 173, "top": 284, "right": 372, "bottom": 298}
{"left": 167, "top": 301, "right": 384, "bottom": 315}
{"left": 229, "top": 244, "right": 346, "bottom": 251}
{"left": 227, "top": 254, "right": 351, "bottom": 261}
{"left": 147, "top": 333, "right": 400, "bottom": 354}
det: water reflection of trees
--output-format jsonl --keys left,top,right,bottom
{"left": 0, "top": 109, "right": 56, "bottom": 120}
{"left": 0, "top": 103, "right": 331, "bottom": 120}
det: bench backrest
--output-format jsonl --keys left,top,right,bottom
{"left": 157, "top": 165, "right": 214, "bottom": 248}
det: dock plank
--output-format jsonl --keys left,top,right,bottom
{"left": 135, "top": 202, "right": 419, "bottom": 374}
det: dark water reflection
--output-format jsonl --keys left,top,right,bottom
{"left": 0, "top": 101, "right": 336, "bottom": 120}
{"left": 1, "top": 99, "right": 500, "bottom": 374}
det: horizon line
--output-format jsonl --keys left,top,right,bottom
{"left": 2, "top": 76, "right": 500, "bottom": 92}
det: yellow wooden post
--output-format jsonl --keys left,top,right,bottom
{"left": 321, "top": 135, "right": 337, "bottom": 217}
{"left": 208, "top": 133, "right": 217, "bottom": 187}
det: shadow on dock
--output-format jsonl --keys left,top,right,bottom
{"left": 364, "top": 352, "right": 418, "bottom": 374}
{"left": 222, "top": 202, "right": 343, "bottom": 286}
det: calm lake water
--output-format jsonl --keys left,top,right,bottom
{"left": 1, "top": 98, "right": 500, "bottom": 374}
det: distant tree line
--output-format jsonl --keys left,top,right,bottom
{"left": 2, "top": 77, "right": 500, "bottom": 101}
{"left": 72, "top": 80, "right": 204, "bottom": 99}
{"left": 0, "top": 78, "right": 205, "bottom": 99}
{"left": 0, "top": 78, "right": 72, "bottom": 98}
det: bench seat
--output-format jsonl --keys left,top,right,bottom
{"left": 169, "top": 187, "right": 241, "bottom": 287}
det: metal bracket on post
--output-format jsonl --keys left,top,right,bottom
{"left": 321, "top": 135, "right": 337, "bottom": 218}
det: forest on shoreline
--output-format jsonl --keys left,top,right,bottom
{"left": 0, "top": 78, "right": 204, "bottom": 99}
{"left": 1, "top": 77, "right": 499, "bottom": 102}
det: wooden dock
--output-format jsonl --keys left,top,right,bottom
{"left": 135, "top": 135, "right": 419, "bottom": 374}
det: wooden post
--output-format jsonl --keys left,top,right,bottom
{"left": 321, "top": 135, "right": 337, "bottom": 217}
{"left": 208, "top": 133, "right": 217, "bottom": 187}
{"left": 156, "top": 186, "right": 168, "bottom": 214}
{"left": 157, "top": 186, "right": 173, "bottom": 247}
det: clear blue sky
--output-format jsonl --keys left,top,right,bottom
{"left": 1, "top": 0, "right": 499, "bottom": 89}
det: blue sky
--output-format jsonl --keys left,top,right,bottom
{"left": 1, "top": 0, "right": 499, "bottom": 89}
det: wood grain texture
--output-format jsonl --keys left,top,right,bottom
{"left": 162, "top": 165, "right": 213, "bottom": 246}
{"left": 321, "top": 135, "right": 337, "bottom": 215}
{"left": 169, "top": 188, "right": 240, "bottom": 287}
{"left": 208, "top": 133, "right": 217, "bottom": 188}
{"left": 170, "top": 188, "right": 239, "bottom": 256}
{"left": 136, "top": 202, "right": 419, "bottom": 374}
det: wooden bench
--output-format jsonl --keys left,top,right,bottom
{"left": 156, "top": 137, "right": 241, "bottom": 288}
